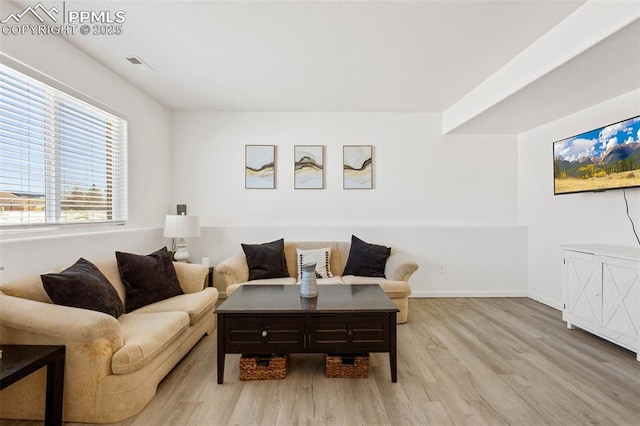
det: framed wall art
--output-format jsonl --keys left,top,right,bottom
{"left": 245, "top": 145, "right": 275, "bottom": 189}
{"left": 294, "top": 145, "right": 324, "bottom": 189}
{"left": 343, "top": 145, "right": 373, "bottom": 189}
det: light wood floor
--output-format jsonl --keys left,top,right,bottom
{"left": 4, "top": 298, "right": 640, "bottom": 425}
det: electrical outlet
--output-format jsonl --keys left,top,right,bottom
{"left": 439, "top": 264, "right": 446, "bottom": 273}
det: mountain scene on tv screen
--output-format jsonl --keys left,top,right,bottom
{"left": 554, "top": 116, "right": 640, "bottom": 194}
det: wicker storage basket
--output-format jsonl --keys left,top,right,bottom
{"left": 239, "top": 354, "right": 289, "bottom": 381}
{"left": 325, "top": 353, "right": 370, "bottom": 378}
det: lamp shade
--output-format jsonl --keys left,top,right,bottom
{"left": 163, "top": 215, "right": 201, "bottom": 238}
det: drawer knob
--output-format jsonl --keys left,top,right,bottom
{"left": 347, "top": 331, "right": 353, "bottom": 336}
{"left": 262, "top": 330, "right": 268, "bottom": 337}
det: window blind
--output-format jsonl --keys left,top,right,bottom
{"left": 0, "top": 63, "right": 127, "bottom": 227}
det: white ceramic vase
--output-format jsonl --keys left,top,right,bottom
{"left": 300, "top": 262, "right": 318, "bottom": 298}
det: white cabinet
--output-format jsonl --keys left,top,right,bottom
{"left": 562, "top": 244, "right": 640, "bottom": 362}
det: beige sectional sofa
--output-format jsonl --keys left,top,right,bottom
{"left": 216, "top": 241, "right": 418, "bottom": 323}
{"left": 0, "top": 258, "right": 218, "bottom": 423}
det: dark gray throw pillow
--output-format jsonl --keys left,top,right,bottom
{"left": 41, "top": 258, "right": 124, "bottom": 318}
{"left": 241, "top": 238, "right": 289, "bottom": 281}
{"left": 342, "top": 235, "right": 391, "bottom": 278}
{"left": 116, "top": 247, "right": 183, "bottom": 313}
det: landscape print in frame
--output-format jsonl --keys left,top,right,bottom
{"left": 553, "top": 115, "right": 640, "bottom": 195}
{"left": 245, "top": 145, "right": 275, "bottom": 189}
{"left": 343, "top": 145, "right": 373, "bottom": 189}
{"left": 294, "top": 145, "right": 324, "bottom": 189}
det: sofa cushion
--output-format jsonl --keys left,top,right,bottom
{"left": 241, "top": 238, "right": 289, "bottom": 281}
{"left": 296, "top": 247, "right": 333, "bottom": 280}
{"left": 0, "top": 274, "right": 53, "bottom": 304}
{"left": 41, "top": 258, "right": 124, "bottom": 318}
{"left": 116, "top": 247, "right": 184, "bottom": 313}
{"left": 131, "top": 288, "right": 218, "bottom": 324}
{"left": 173, "top": 262, "right": 210, "bottom": 294}
{"left": 341, "top": 276, "right": 411, "bottom": 298}
{"left": 90, "top": 257, "right": 127, "bottom": 304}
{"left": 112, "top": 311, "right": 190, "bottom": 374}
{"left": 342, "top": 235, "right": 391, "bottom": 278}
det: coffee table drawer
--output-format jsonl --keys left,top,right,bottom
{"left": 308, "top": 315, "right": 390, "bottom": 352}
{"left": 225, "top": 315, "right": 305, "bottom": 352}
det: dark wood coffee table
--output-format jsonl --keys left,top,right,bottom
{"left": 216, "top": 284, "right": 399, "bottom": 384}
{"left": 0, "top": 344, "right": 65, "bottom": 425}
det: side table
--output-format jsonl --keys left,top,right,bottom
{"left": 207, "top": 266, "right": 214, "bottom": 287}
{"left": 0, "top": 345, "right": 65, "bottom": 425}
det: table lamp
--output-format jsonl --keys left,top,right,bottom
{"left": 163, "top": 215, "right": 201, "bottom": 262}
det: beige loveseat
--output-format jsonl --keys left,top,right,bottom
{"left": 0, "top": 258, "right": 218, "bottom": 423}
{"left": 216, "top": 241, "right": 418, "bottom": 323}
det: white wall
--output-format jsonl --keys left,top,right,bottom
{"left": 0, "top": 227, "right": 164, "bottom": 281}
{"left": 518, "top": 89, "right": 640, "bottom": 308}
{"left": 172, "top": 112, "right": 518, "bottom": 226}
{"left": 0, "top": 2, "right": 171, "bottom": 281}
{"left": 172, "top": 112, "right": 527, "bottom": 296}
{"left": 193, "top": 225, "right": 527, "bottom": 298}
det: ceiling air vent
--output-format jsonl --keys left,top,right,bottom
{"left": 126, "top": 56, "right": 154, "bottom": 72}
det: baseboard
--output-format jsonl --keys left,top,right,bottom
{"left": 410, "top": 290, "right": 529, "bottom": 298}
{"left": 527, "top": 292, "right": 562, "bottom": 310}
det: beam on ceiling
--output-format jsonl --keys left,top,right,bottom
{"left": 442, "top": 0, "right": 640, "bottom": 134}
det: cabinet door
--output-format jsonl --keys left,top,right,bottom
{"left": 599, "top": 256, "right": 640, "bottom": 349}
{"left": 564, "top": 250, "right": 599, "bottom": 330}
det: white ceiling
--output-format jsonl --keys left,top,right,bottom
{"left": 13, "top": 1, "right": 640, "bottom": 133}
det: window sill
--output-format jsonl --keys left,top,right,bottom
{"left": 0, "top": 223, "right": 158, "bottom": 243}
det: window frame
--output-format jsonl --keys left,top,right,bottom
{"left": 0, "top": 55, "right": 128, "bottom": 230}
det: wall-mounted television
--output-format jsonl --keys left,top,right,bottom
{"left": 553, "top": 115, "right": 640, "bottom": 195}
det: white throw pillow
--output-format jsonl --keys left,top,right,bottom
{"left": 297, "top": 247, "right": 333, "bottom": 281}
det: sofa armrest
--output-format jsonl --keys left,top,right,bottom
{"left": 215, "top": 251, "right": 249, "bottom": 286}
{"left": 173, "top": 262, "right": 208, "bottom": 293}
{"left": 0, "top": 293, "right": 123, "bottom": 351}
{"left": 385, "top": 253, "right": 419, "bottom": 282}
